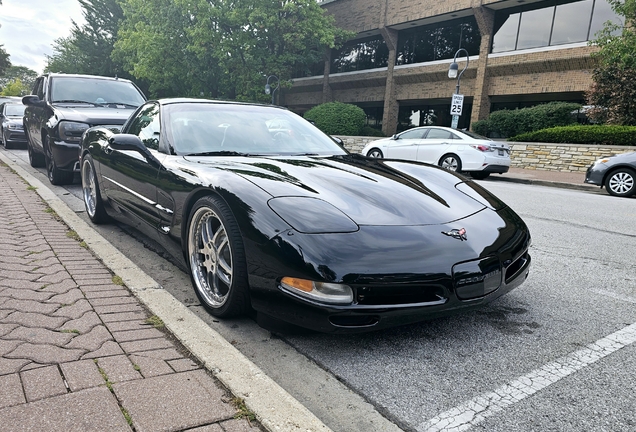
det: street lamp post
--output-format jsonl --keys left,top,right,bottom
{"left": 264, "top": 75, "right": 279, "bottom": 105}
{"left": 448, "top": 48, "right": 469, "bottom": 129}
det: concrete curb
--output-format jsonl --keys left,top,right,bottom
{"left": 486, "top": 175, "right": 600, "bottom": 192}
{"left": 0, "top": 152, "right": 332, "bottom": 432}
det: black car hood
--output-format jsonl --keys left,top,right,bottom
{"left": 52, "top": 104, "right": 136, "bottom": 125}
{"left": 184, "top": 154, "right": 489, "bottom": 226}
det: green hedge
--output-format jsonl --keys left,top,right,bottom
{"left": 304, "top": 102, "right": 366, "bottom": 136}
{"left": 472, "top": 102, "right": 582, "bottom": 138}
{"left": 509, "top": 125, "right": 636, "bottom": 146}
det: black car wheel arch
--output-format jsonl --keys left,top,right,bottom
{"left": 367, "top": 148, "right": 384, "bottom": 158}
{"left": 45, "top": 139, "right": 73, "bottom": 185}
{"left": 27, "top": 134, "right": 45, "bottom": 168}
{"left": 605, "top": 168, "right": 636, "bottom": 197}
{"left": 187, "top": 194, "right": 251, "bottom": 317}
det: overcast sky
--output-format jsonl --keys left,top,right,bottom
{"left": 0, "top": 0, "right": 85, "bottom": 74}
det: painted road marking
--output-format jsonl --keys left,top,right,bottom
{"left": 418, "top": 322, "right": 636, "bottom": 432}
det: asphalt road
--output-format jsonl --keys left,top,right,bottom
{"left": 3, "top": 147, "right": 635, "bottom": 432}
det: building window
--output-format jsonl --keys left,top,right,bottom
{"left": 396, "top": 17, "right": 481, "bottom": 65}
{"left": 492, "top": 0, "right": 621, "bottom": 54}
{"left": 291, "top": 60, "right": 325, "bottom": 79}
{"left": 331, "top": 35, "right": 389, "bottom": 73}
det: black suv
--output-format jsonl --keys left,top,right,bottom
{"left": 23, "top": 73, "right": 146, "bottom": 184}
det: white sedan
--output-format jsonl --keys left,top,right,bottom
{"left": 361, "top": 126, "right": 511, "bottom": 179}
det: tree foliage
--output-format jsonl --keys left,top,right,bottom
{"left": 0, "top": 78, "right": 29, "bottom": 96}
{"left": 114, "top": 0, "right": 352, "bottom": 100}
{"left": 586, "top": 0, "right": 636, "bottom": 125}
{"left": 0, "top": 65, "right": 38, "bottom": 92}
{"left": 0, "top": 45, "right": 10, "bottom": 77}
{"left": 45, "top": 0, "right": 131, "bottom": 80}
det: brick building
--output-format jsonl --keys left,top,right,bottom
{"left": 283, "top": 0, "right": 620, "bottom": 135}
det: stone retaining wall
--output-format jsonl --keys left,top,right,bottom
{"left": 337, "top": 136, "right": 634, "bottom": 173}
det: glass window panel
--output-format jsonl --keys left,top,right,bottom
{"left": 399, "top": 128, "right": 425, "bottom": 139}
{"left": 492, "top": 13, "right": 520, "bottom": 53}
{"left": 551, "top": 0, "right": 594, "bottom": 45}
{"left": 331, "top": 36, "right": 389, "bottom": 73}
{"left": 425, "top": 129, "right": 453, "bottom": 140}
{"left": 517, "top": 8, "right": 554, "bottom": 50}
{"left": 589, "top": 0, "right": 623, "bottom": 39}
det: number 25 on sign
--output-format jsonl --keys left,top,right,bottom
{"left": 450, "top": 94, "right": 464, "bottom": 116}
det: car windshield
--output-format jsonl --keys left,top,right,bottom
{"left": 4, "top": 104, "right": 25, "bottom": 116}
{"left": 51, "top": 77, "right": 146, "bottom": 107}
{"left": 166, "top": 103, "right": 347, "bottom": 157}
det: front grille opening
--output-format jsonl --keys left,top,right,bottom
{"left": 355, "top": 285, "right": 446, "bottom": 306}
{"left": 505, "top": 252, "right": 529, "bottom": 283}
{"left": 329, "top": 315, "right": 379, "bottom": 328}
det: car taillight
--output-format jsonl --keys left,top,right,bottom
{"left": 471, "top": 144, "right": 490, "bottom": 152}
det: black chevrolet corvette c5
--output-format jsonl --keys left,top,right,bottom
{"left": 80, "top": 98, "right": 531, "bottom": 333}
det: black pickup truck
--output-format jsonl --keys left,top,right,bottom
{"left": 22, "top": 73, "right": 146, "bottom": 184}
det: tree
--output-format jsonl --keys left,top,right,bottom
{"left": 0, "top": 45, "right": 10, "bottom": 77}
{"left": 586, "top": 0, "right": 636, "bottom": 125}
{"left": 0, "top": 65, "right": 38, "bottom": 92}
{"left": 114, "top": 0, "right": 352, "bottom": 100}
{"left": 45, "top": 0, "right": 128, "bottom": 78}
{"left": 0, "top": 78, "right": 29, "bottom": 96}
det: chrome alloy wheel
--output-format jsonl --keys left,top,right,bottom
{"left": 81, "top": 159, "right": 98, "bottom": 218}
{"left": 607, "top": 171, "right": 635, "bottom": 196}
{"left": 440, "top": 155, "right": 460, "bottom": 171}
{"left": 188, "top": 206, "right": 234, "bottom": 308}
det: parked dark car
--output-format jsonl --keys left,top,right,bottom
{"left": 584, "top": 151, "right": 636, "bottom": 197}
{"left": 80, "top": 98, "right": 531, "bottom": 333}
{"left": 22, "top": 73, "right": 146, "bottom": 185}
{"left": 0, "top": 102, "right": 27, "bottom": 149}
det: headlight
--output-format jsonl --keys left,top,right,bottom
{"left": 268, "top": 196, "right": 358, "bottom": 234}
{"left": 58, "top": 121, "right": 90, "bottom": 144}
{"left": 280, "top": 277, "right": 353, "bottom": 305}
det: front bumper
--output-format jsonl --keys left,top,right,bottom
{"left": 4, "top": 129, "right": 27, "bottom": 144}
{"left": 249, "top": 206, "right": 531, "bottom": 333}
{"left": 480, "top": 164, "right": 509, "bottom": 174}
{"left": 584, "top": 163, "right": 606, "bottom": 186}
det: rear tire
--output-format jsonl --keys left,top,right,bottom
{"left": 439, "top": 153, "right": 462, "bottom": 172}
{"left": 470, "top": 172, "right": 490, "bottom": 180}
{"left": 367, "top": 148, "right": 384, "bottom": 158}
{"left": 605, "top": 168, "right": 636, "bottom": 197}
{"left": 187, "top": 195, "right": 250, "bottom": 318}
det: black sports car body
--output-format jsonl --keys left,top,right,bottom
{"left": 80, "top": 99, "right": 531, "bottom": 333}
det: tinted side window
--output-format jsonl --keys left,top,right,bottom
{"left": 399, "top": 128, "right": 424, "bottom": 139}
{"left": 127, "top": 103, "right": 160, "bottom": 150}
{"left": 34, "top": 78, "right": 45, "bottom": 99}
{"left": 425, "top": 129, "right": 453, "bottom": 140}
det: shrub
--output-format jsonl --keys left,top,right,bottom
{"left": 304, "top": 102, "right": 366, "bottom": 136}
{"left": 509, "top": 125, "right": 636, "bottom": 146}
{"left": 473, "top": 102, "right": 582, "bottom": 138}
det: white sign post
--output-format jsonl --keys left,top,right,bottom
{"left": 450, "top": 93, "right": 464, "bottom": 129}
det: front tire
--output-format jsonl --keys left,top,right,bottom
{"left": 605, "top": 168, "right": 636, "bottom": 197}
{"left": 367, "top": 148, "right": 384, "bottom": 158}
{"left": 439, "top": 153, "right": 462, "bottom": 172}
{"left": 45, "top": 140, "right": 73, "bottom": 185}
{"left": 81, "top": 155, "right": 109, "bottom": 223}
{"left": 27, "top": 134, "right": 45, "bottom": 168}
{"left": 187, "top": 195, "right": 250, "bottom": 318}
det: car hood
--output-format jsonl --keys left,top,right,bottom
{"left": 184, "top": 154, "right": 494, "bottom": 226}
{"left": 52, "top": 105, "right": 136, "bottom": 125}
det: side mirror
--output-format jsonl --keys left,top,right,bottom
{"left": 108, "top": 134, "right": 146, "bottom": 152}
{"left": 391, "top": 134, "right": 398, "bottom": 140}
{"left": 331, "top": 136, "right": 344, "bottom": 147}
{"left": 22, "top": 95, "right": 46, "bottom": 108}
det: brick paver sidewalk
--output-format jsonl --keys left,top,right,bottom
{"left": 0, "top": 163, "right": 261, "bottom": 432}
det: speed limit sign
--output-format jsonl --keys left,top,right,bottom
{"left": 450, "top": 94, "right": 464, "bottom": 116}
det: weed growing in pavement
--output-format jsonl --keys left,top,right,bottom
{"left": 132, "top": 363, "right": 141, "bottom": 372}
{"left": 231, "top": 397, "right": 256, "bottom": 422}
{"left": 59, "top": 329, "right": 80, "bottom": 334}
{"left": 79, "top": 241, "right": 88, "bottom": 249}
{"left": 94, "top": 359, "right": 114, "bottom": 392}
{"left": 27, "top": 186, "right": 37, "bottom": 191}
{"left": 66, "top": 230, "right": 82, "bottom": 242}
{"left": 44, "top": 206, "right": 58, "bottom": 218}
{"left": 121, "top": 407, "right": 133, "bottom": 427}
{"left": 112, "top": 275, "right": 124, "bottom": 286}
{"left": 145, "top": 315, "right": 165, "bottom": 328}
{"left": 39, "top": 284, "right": 48, "bottom": 290}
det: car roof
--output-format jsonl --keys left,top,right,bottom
{"left": 44, "top": 72, "right": 136, "bottom": 84}
{"left": 156, "top": 97, "right": 288, "bottom": 111}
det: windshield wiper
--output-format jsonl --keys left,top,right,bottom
{"left": 186, "top": 151, "right": 252, "bottom": 157}
{"left": 53, "top": 100, "right": 97, "bottom": 105}
{"left": 99, "top": 102, "right": 139, "bottom": 108}
{"left": 290, "top": 152, "right": 321, "bottom": 156}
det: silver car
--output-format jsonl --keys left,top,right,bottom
{"left": 361, "top": 126, "right": 511, "bottom": 179}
